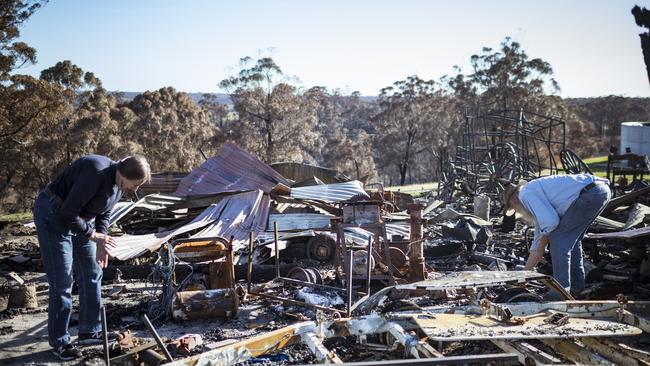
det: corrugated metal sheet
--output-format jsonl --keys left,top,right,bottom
{"left": 267, "top": 213, "right": 333, "bottom": 231}
{"left": 290, "top": 180, "right": 368, "bottom": 203}
{"left": 271, "top": 162, "right": 350, "bottom": 184}
{"left": 109, "top": 190, "right": 269, "bottom": 260}
{"left": 174, "top": 143, "right": 291, "bottom": 196}
{"left": 109, "top": 193, "right": 184, "bottom": 226}
{"left": 190, "top": 190, "right": 270, "bottom": 251}
{"left": 341, "top": 223, "right": 410, "bottom": 246}
{"left": 139, "top": 172, "right": 187, "bottom": 195}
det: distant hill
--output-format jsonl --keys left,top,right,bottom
{"left": 114, "top": 91, "right": 378, "bottom": 105}
{"left": 117, "top": 92, "right": 232, "bottom": 105}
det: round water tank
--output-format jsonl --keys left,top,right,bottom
{"left": 620, "top": 122, "right": 650, "bottom": 156}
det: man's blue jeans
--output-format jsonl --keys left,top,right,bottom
{"left": 548, "top": 184, "right": 611, "bottom": 293}
{"left": 33, "top": 191, "right": 103, "bottom": 349}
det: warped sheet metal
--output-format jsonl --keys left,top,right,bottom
{"left": 413, "top": 312, "right": 641, "bottom": 341}
{"left": 190, "top": 190, "right": 270, "bottom": 251}
{"left": 175, "top": 143, "right": 291, "bottom": 196}
{"left": 108, "top": 193, "right": 183, "bottom": 226}
{"left": 257, "top": 230, "right": 318, "bottom": 243}
{"left": 397, "top": 271, "right": 549, "bottom": 291}
{"left": 289, "top": 181, "right": 368, "bottom": 203}
{"left": 109, "top": 190, "right": 269, "bottom": 260}
{"left": 585, "top": 226, "right": 650, "bottom": 240}
{"left": 623, "top": 203, "right": 650, "bottom": 230}
{"left": 275, "top": 202, "right": 331, "bottom": 215}
{"left": 267, "top": 213, "right": 333, "bottom": 231}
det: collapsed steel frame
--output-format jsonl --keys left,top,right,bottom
{"left": 438, "top": 108, "right": 566, "bottom": 208}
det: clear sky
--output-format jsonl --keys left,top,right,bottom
{"left": 16, "top": 0, "right": 650, "bottom": 97}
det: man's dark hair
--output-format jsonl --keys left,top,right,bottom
{"left": 117, "top": 155, "right": 151, "bottom": 182}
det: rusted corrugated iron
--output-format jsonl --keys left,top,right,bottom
{"left": 175, "top": 143, "right": 291, "bottom": 196}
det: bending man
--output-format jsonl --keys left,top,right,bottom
{"left": 503, "top": 174, "right": 611, "bottom": 297}
{"left": 33, "top": 155, "right": 150, "bottom": 360}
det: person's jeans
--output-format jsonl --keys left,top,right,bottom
{"left": 33, "top": 191, "right": 103, "bottom": 349}
{"left": 548, "top": 184, "right": 611, "bottom": 293}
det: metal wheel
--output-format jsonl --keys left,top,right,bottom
{"left": 306, "top": 234, "right": 336, "bottom": 263}
{"left": 561, "top": 149, "right": 593, "bottom": 175}
{"left": 474, "top": 143, "right": 519, "bottom": 197}
{"left": 436, "top": 161, "right": 457, "bottom": 203}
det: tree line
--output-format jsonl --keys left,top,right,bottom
{"left": 1, "top": 0, "right": 649, "bottom": 212}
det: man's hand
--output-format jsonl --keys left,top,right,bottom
{"left": 90, "top": 231, "right": 117, "bottom": 268}
{"left": 524, "top": 235, "right": 549, "bottom": 270}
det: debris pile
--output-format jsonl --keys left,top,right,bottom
{"left": 1, "top": 138, "right": 649, "bottom": 365}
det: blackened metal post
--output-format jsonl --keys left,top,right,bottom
{"left": 274, "top": 222, "right": 280, "bottom": 279}
{"left": 247, "top": 232, "right": 254, "bottom": 294}
{"left": 101, "top": 306, "right": 110, "bottom": 366}
{"left": 347, "top": 248, "right": 353, "bottom": 317}
{"left": 142, "top": 313, "right": 174, "bottom": 362}
{"left": 228, "top": 236, "right": 236, "bottom": 290}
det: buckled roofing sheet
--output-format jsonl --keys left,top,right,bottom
{"left": 109, "top": 190, "right": 269, "bottom": 260}
{"left": 174, "top": 143, "right": 291, "bottom": 196}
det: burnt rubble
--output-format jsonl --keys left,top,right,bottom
{"left": 1, "top": 140, "right": 650, "bottom": 365}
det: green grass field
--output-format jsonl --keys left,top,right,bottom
{"left": 582, "top": 156, "right": 608, "bottom": 178}
{"left": 0, "top": 212, "right": 33, "bottom": 223}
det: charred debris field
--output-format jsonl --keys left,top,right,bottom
{"left": 1, "top": 138, "right": 650, "bottom": 365}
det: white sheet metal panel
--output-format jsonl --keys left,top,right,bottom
{"left": 267, "top": 213, "right": 332, "bottom": 231}
{"left": 340, "top": 224, "right": 410, "bottom": 246}
{"left": 397, "top": 271, "right": 548, "bottom": 291}
{"left": 290, "top": 181, "right": 368, "bottom": 203}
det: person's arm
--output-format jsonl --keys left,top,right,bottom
{"left": 525, "top": 235, "right": 549, "bottom": 270}
{"left": 94, "top": 208, "right": 111, "bottom": 236}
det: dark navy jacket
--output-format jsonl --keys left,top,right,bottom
{"left": 48, "top": 155, "right": 123, "bottom": 238}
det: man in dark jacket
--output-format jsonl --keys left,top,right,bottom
{"left": 33, "top": 155, "right": 150, "bottom": 360}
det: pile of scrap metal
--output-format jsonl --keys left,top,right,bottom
{"left": 103, "top": 142, "right": 427, "bottom": 321}
{"left": 169, "top": 272, "right": 650, "bottom": 366}
{"left": 99, "top": 141, "right": 650, "bottom": 364}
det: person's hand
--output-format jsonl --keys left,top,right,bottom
{"left": 96, "top": 241, "right": 109, "bottom": 268}
{"left": 91, "top": 231, "right": 117, "bottom": 268}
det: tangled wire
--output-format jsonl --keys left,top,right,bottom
{"left": 145, "top": 242, "right": 193, "bottom": 321}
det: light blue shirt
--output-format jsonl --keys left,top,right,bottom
{"left": 518, "top": 174, "right": 608, "bottom": 251}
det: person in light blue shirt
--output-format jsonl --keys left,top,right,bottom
{"left": 503, "top": 174, "right": 611, "bottom": 296}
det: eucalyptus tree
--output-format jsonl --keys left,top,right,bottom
{"left": 374, "top": 76, "right": 453, "bottom": 185}
{"left": 219, "top": 57, "right": 318, "bottom": 163}
{"left": 303, "top": 86, "right": 376, "bottom": 180}
{"left": 125, "top": 87, "right": 219, "bottom": 172}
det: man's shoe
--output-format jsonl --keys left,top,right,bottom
{"left": 77, "top": 330, "right": 117, "bottom": 345}
{"left": 52, "top": 344, "right": 83, "bottom": 361}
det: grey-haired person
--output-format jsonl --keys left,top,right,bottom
{"left": 503, "top": 174, "right": 611, "bottom": 298}
{"left": 33, "top": 155, "right": 150, "bottom": 360}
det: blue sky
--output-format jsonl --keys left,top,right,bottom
{"left": 17, "top": 0, "right": 650, "bottom": 97}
